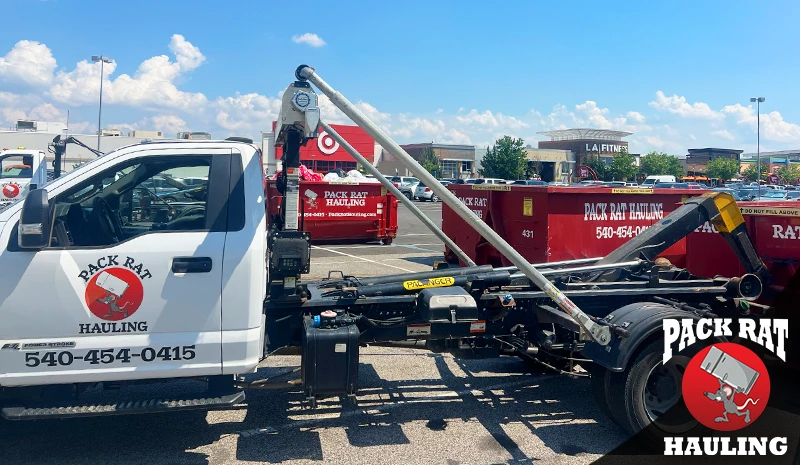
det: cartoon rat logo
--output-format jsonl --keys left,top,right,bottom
{"left": 704, "top": 377, "right": 760, "bottom": 424}
{"left": 683, "top": 343, "right": 770, "bottom": 432}
{"left": 96, "top": 291, "right": 134, "bottom": 319}
{"left": 84, "top": 269, "right": 144, "bottom": 321}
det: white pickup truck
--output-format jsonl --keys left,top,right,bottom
{"left": 0, "top": 148, "right": 49, "bottom": 207}
{"left": 0, "top": 139, "right": 267, "bottom": 413}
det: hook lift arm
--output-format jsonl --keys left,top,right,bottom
{"left": 282, "top": 65, "right": 615, "bottom": 346}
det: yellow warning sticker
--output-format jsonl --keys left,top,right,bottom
{"left": 471, "top": 184, "right": 511, "bottom": 191}
{"left": 739, "top": 207, "right": 800, "bottom": 217}
{"left": 402, "top": 276, "right": 455, "bottom": 291}
{"left": 523, "top": 197, "right": 533, "bottom": 216}
{"left": 612, "top": 188, "right": 653, "bottom": 194}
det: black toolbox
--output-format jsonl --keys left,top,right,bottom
{"left": 301, "top": 315, "right": 360, "bottom": 400}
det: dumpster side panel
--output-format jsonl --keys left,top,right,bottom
{"left": 685, "top": 202, "right": 800, "bottom": 291}
{"left": 266, "top": 180, "right": 394, "bottom": 243}
{"left": 443, "top": 186, "right": 696, "bottom": 267}
{"left": 443, "top": 185, "right": 495, "bottom": 265}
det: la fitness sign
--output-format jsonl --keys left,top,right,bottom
{"left": 585, "top": 143, "right": 627, "bottom": 154}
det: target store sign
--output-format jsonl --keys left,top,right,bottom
{"left": 272, "top": 122, "right": 376, "bottom": 163}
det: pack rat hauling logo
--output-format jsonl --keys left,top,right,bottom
{"left": 661, "top": 318, "right": 789, "bottom": 456}
{"left": 1, "top": 181, "right": 21, "bottom": 199}
{"left": 76, "top": 255, "right": 152, "bottom": 334}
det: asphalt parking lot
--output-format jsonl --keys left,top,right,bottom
{"left": 0, "top": 200, "right": 635, "bottom": 465}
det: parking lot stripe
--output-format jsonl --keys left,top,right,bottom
{"left": 311, "top": 245, "right": 415, "bottom": 272}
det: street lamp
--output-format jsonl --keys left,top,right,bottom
{"left": 92, "top": 55, "right": 112, "bottom": 152}
{"left": 750, "top": 97, "right": 765, "bottom": 197}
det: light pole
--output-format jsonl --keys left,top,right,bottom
{"left": 750, "top": 97, "right": 765, "bottom": 197}
{"left": 92, "top": 55, "right": 112, "bottom": 152}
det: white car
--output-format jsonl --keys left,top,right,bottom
{"left": 474, "top": 178, "right": 506, "bottom": 185}
{"left": 414, "top": 180, "right": 450, "bottom": 201}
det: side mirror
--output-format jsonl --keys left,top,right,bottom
{"left": 18, "top": 188, "right": 51, "bottom": 249}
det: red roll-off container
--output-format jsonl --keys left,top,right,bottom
{"left": 685, "top": 201, "right": 800, "bottom": 297}
{"left": 442, "top": 185, "right": 701, "bottom": 268}
{"left": 266, "top": 180, "right": 398, "bottom": 244}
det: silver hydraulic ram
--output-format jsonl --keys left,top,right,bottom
{"left": 319, "top": 120, "right": 476, "bottom": 267}
{"left": 296, "top": 65, "right": 612, "bottom": 345}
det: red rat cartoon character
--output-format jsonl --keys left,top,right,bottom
{"left": 704, "top": 377, "right": 760, "bottom": 424}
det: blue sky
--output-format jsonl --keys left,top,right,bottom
{"left": 2, "top": 0, "right": 799, "bottom": 154}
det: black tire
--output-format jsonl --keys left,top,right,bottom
{"left": 404, "top": 192, "right": 412, "bottom": 200}
{"left": 589, "top": 363, "right": 615, "bottom": 421}
{"left": 431, "top": 194, "right": 439, "bottom": 202}
{"left": 605, "top": 339, "right": 701, "bottom": 449}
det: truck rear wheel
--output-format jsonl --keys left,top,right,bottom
{"left": 602, "top": 339, "right": 699, "bottom": 449}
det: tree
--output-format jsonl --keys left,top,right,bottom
{"left": 582, "top": 155, "right": 611, "bottom": 181}
{"left": 775, "top": 164, "right": 800, "bottom": 185}
{"left": 639, "top": 151, "right": 684, "bottom": 179}
{"left": 419, "top": 147, "right": 440, "bottom": 176}
{"left": 610, "top": 149, "right": 638, "bottom": 181}
{"left": 478, "top": 136, "right": 527, "bottom": 180}
{"left": 742, "top": 163, "right": 768, "bottom": 182}
{"left": 705, "top": 157, "right": 740, "bottom": 182}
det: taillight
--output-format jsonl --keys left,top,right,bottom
{"left": 425, "top": 187, "right": 431, "bottom": 192}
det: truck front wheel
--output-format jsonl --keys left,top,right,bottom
{"left": 600, "top": 340, "right": 699, "bottom": 449}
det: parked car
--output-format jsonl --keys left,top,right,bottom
{"left": 653, "top": 182, "right": 690, "bottom": 189}
{"left": 712, "top": 187, "right": 750, "bottom": 202}
{"left": 787, "top": 191, "right": 800, "bottom": 200}
{"left": 414, "top": 180, "right": 450, "bottom": 201}
{"left": 602, "top": 181, "right": 627, "bottom": 187}
{"left": 399, "top": 181, "right": 419, "bottom": 200}
{"left": 754, "top": 190, "right": 790, "bottom": 201}
{"left": 549, "top": 181, "right": 569, "bottom": 186}
{"left": 512, "top": 180, "right": 548, "bottom": 186}
{"left": 473, "top": 178, "right": 506, "bottom": 184}
{"left": 686, "top": 183, "right": 705, "bottom": 190}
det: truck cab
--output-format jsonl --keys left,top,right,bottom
{"left": 0, "top": 148, "right": 48, "bottom": 207}
{"left": 0, "top": 140, "right": 268, "bottom": 391}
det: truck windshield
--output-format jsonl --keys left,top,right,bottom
{"left": 641, "top": 178, "right": 656, "bottom": 186}
{"left": 0, "top": 155, "right": 33, "bottom": 179}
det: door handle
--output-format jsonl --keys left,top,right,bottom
{"left": 172, "top": 257, "right": 212, "bottom": 273}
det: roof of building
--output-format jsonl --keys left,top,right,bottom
{"left": 400, "top": 142, "right": 475, "bottom": 150}
{"left": 741, "top": 149, "right": 800, "bottom": 157}
{"left": 537, "top": 128, "right": 632, "bottom": 141}
{"left": 687, "top": 148, "right": 744, "bottom": 155}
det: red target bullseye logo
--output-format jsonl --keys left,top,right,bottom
{"left": 2, "top": 183, "right": 20, "bottom": 198}
{"left": 84, "top": 268, "right": 144, "bottom": 321}
{"left": 317, "top": 131, "right": 340, "bottom": 155}
{"left": 682, "top": 342, "right": 770, "bottom": 431}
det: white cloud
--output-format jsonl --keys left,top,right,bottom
{"left": 722, "top": 103, "right": 800, "bottom": 143}
{"left": 0, "top": 40, "right": 57, "bottom": 87}
{"left": 711, "top": 129, "right": 735, "bottom": 141}
{"left": 150, "top": 115, "right": 189, "bottom": 134}
{"left": 292, "top": 33, "right": 326, "bottom": 47}
{"left": 456, "top": 109, "right": 529, "bottom": 130}
{"left": 627, "top": 111, "right": 646, "bottom": 123}
{"left": 649, "top": 91, "right": 722, "bottom": 119}
{"left": 48, "top": 34, "right": 208, "bottom": 110}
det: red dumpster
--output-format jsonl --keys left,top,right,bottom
{"left": 686, "top": 201, "right": 800, "bottom": 297}
{"left": 266, "top": 180, "right": 398, "bottom": 244}
{"left": 443, "top": 185, "right": 701, "bottom": 268}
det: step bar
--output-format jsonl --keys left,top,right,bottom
{"left": 1, "top": 391, "right": 245, "bottom": 420}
